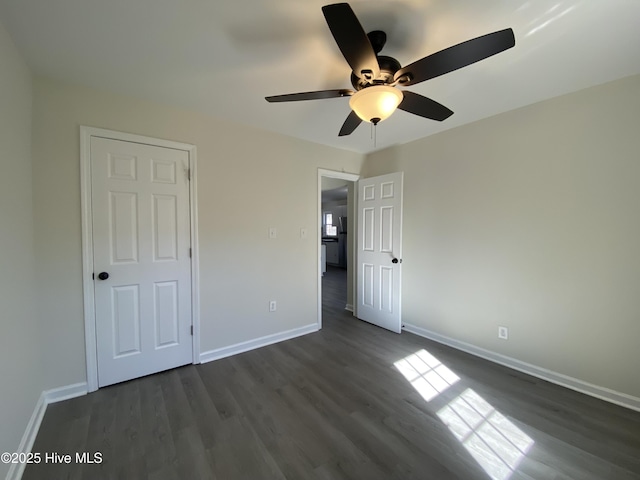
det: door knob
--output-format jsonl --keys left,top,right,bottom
{"left": 97, "top": 272, "right": 109, "bottom": 280}
{"left": 392, "top": 258, "right": 401, "bottom": 264}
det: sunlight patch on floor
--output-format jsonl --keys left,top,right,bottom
{"left": 437, "top": 388, "right": 534, "bottom": 480}
{"left": 394, "top": 349, "right": 460, "bottom": 401}
{"left": 395, "top": 349, "right": 534, "bottom": 480}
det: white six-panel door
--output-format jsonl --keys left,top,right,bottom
{"left": 357, "top": 172, "right": 403, "bottom": 333}
{"left": 91, "top": 137, "right": 193, "bottom": 387}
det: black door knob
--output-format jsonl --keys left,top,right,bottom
{"left": 392, "top": 258, "right": 398, "bottom": 264}
{"left": 98, "top": 272, "right": 109, "bottom": 280}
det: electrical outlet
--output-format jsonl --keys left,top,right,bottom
{"left": 269, "top": 300, "right": 277, "bottom": 312}
{"left": 498, "top": 326, "right": 509, "bottom": 340}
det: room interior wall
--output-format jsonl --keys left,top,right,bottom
{"left": 31, "top": 77, "right": 364, "bottom": 391}
{"left": 0, "top": 21, "right": 43, "bottom": 479}
{"left": 362, "top": 74, "right": 640, "bottom": 400}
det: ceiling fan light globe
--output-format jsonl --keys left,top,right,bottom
{"left": 349, "top": 86, "right": 403, "bottom": 123}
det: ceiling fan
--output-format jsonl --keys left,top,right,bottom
{"left": 265, "top": 2, "right": 515, "bottom": 136}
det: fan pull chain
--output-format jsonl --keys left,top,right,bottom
{"left": 370, "top": 117, "right": 380, "bottom": 148}
{"left": 373, "top": 122, "right": 377, "bottom": 148}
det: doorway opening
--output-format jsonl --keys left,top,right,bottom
{"left": 317, "top": 169, "right": 359, "bottom": 329}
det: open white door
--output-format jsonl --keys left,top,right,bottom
{"left": 357, "top": 172, "right": 403, "bottom": 333}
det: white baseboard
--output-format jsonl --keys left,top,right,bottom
{"left": 345, "top": 304, "right": 353, "bottom": 312}
{"left": 6, "top": 393, "right": 46, "bottom": 480}
{"left": 6, "top": 382, "right": 87, "bottom": 480}
{"left": 403, "top": 323, "right": 640, "bottom": 413}
{"left": 44, "top": 382, "right": 88, "bottom": 404}
{"left": 200, "top": 323, "right": 319, "bottom": 364}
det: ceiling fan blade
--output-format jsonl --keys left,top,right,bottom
{"left": 322, "top": 3, "right": 380, "bottom": 80}
{"left": 339, "top": 110, "right": 363, "bottom": 136}
{"left": 398, "top": 91, "right": 453, "bottom": 121}
{"left": 394, "top": 28, "right": 515, "bottom": 86}
{"left": 266, "top": 89, "right": 354, "bottom": 102}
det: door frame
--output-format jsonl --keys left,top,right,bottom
{"left": 317, "top": 168, "right": 360, "bottom": 329}
{"left": 80, "top": 126, "right": 200, "bottom": 392}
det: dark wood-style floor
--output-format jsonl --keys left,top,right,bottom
{"left": 24, "top": 266, "right": 640, "bottom": 479}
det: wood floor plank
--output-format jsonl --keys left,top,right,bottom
{"left": 196, "top": 360, "right": 242, "bottom": 421}
{"left": 176, "top": 365, "right": 221, "bottom": 450}
{"left": 137, "top": 373, "right": 177, "bottom": 475}
{"left": 23, "top": 266, "right": 640, "bottom": 479}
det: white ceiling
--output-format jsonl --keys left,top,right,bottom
{"left": 1, "top": 0, "right": 639, "bottom": 154}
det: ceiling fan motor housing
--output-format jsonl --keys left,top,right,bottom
{"left": 351, "top": 53, "right": 401, "bottom": 90}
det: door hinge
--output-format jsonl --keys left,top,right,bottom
{"left": 186, "top": 169, "right": 191, "bottom": 181}
{"left": 189, "top": 247, "right": 192, "bottom": 258}
{"left": 190, "top": 325, "right": 194, "bottom": 336}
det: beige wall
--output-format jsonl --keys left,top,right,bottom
{"left": 0, "top": 21, "right": 43, "bottom": 478}
{"left": 363, "top": 75, "right": 640, "bottom": 398}
{"left": 31, "top": 77, "right": 364, "bottom": 389}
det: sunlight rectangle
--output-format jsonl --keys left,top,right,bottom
{"left": 393, "top": 349, "right": 534, "bottom": 480}
{"left": 394, "top": 349, "right": 460, "bottom": 402}
{"left": 437, "top": 388, "right": 534, "bottom": 480}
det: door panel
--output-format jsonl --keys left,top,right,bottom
{"left": 380, "top": 266, "right": 393, "bottom": 314}
{"left": 112, "top": 284, "right": 141, "bottom": 357}
{"left": 363, "top": 263, "right": 374, "bottom": 308}
{"left": 363, "top": 208, "right": 375, "bottom": 251}
{"left": 153, "top": 194, "right": 178, "bottom": 261}
{"left": 154, "top": 281, "right": 179, "bottom": 347}
{"left": 110, "top": 192, "right": 139, "bottom": 263}
{"left": 92, "top": 137, "right": 192, "bottom": 387}
{"left": 357, "top": 172, "right": 403, "bottom": 333}
{"left": 380, "top": 206, "right": 394, "bottom": 252}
